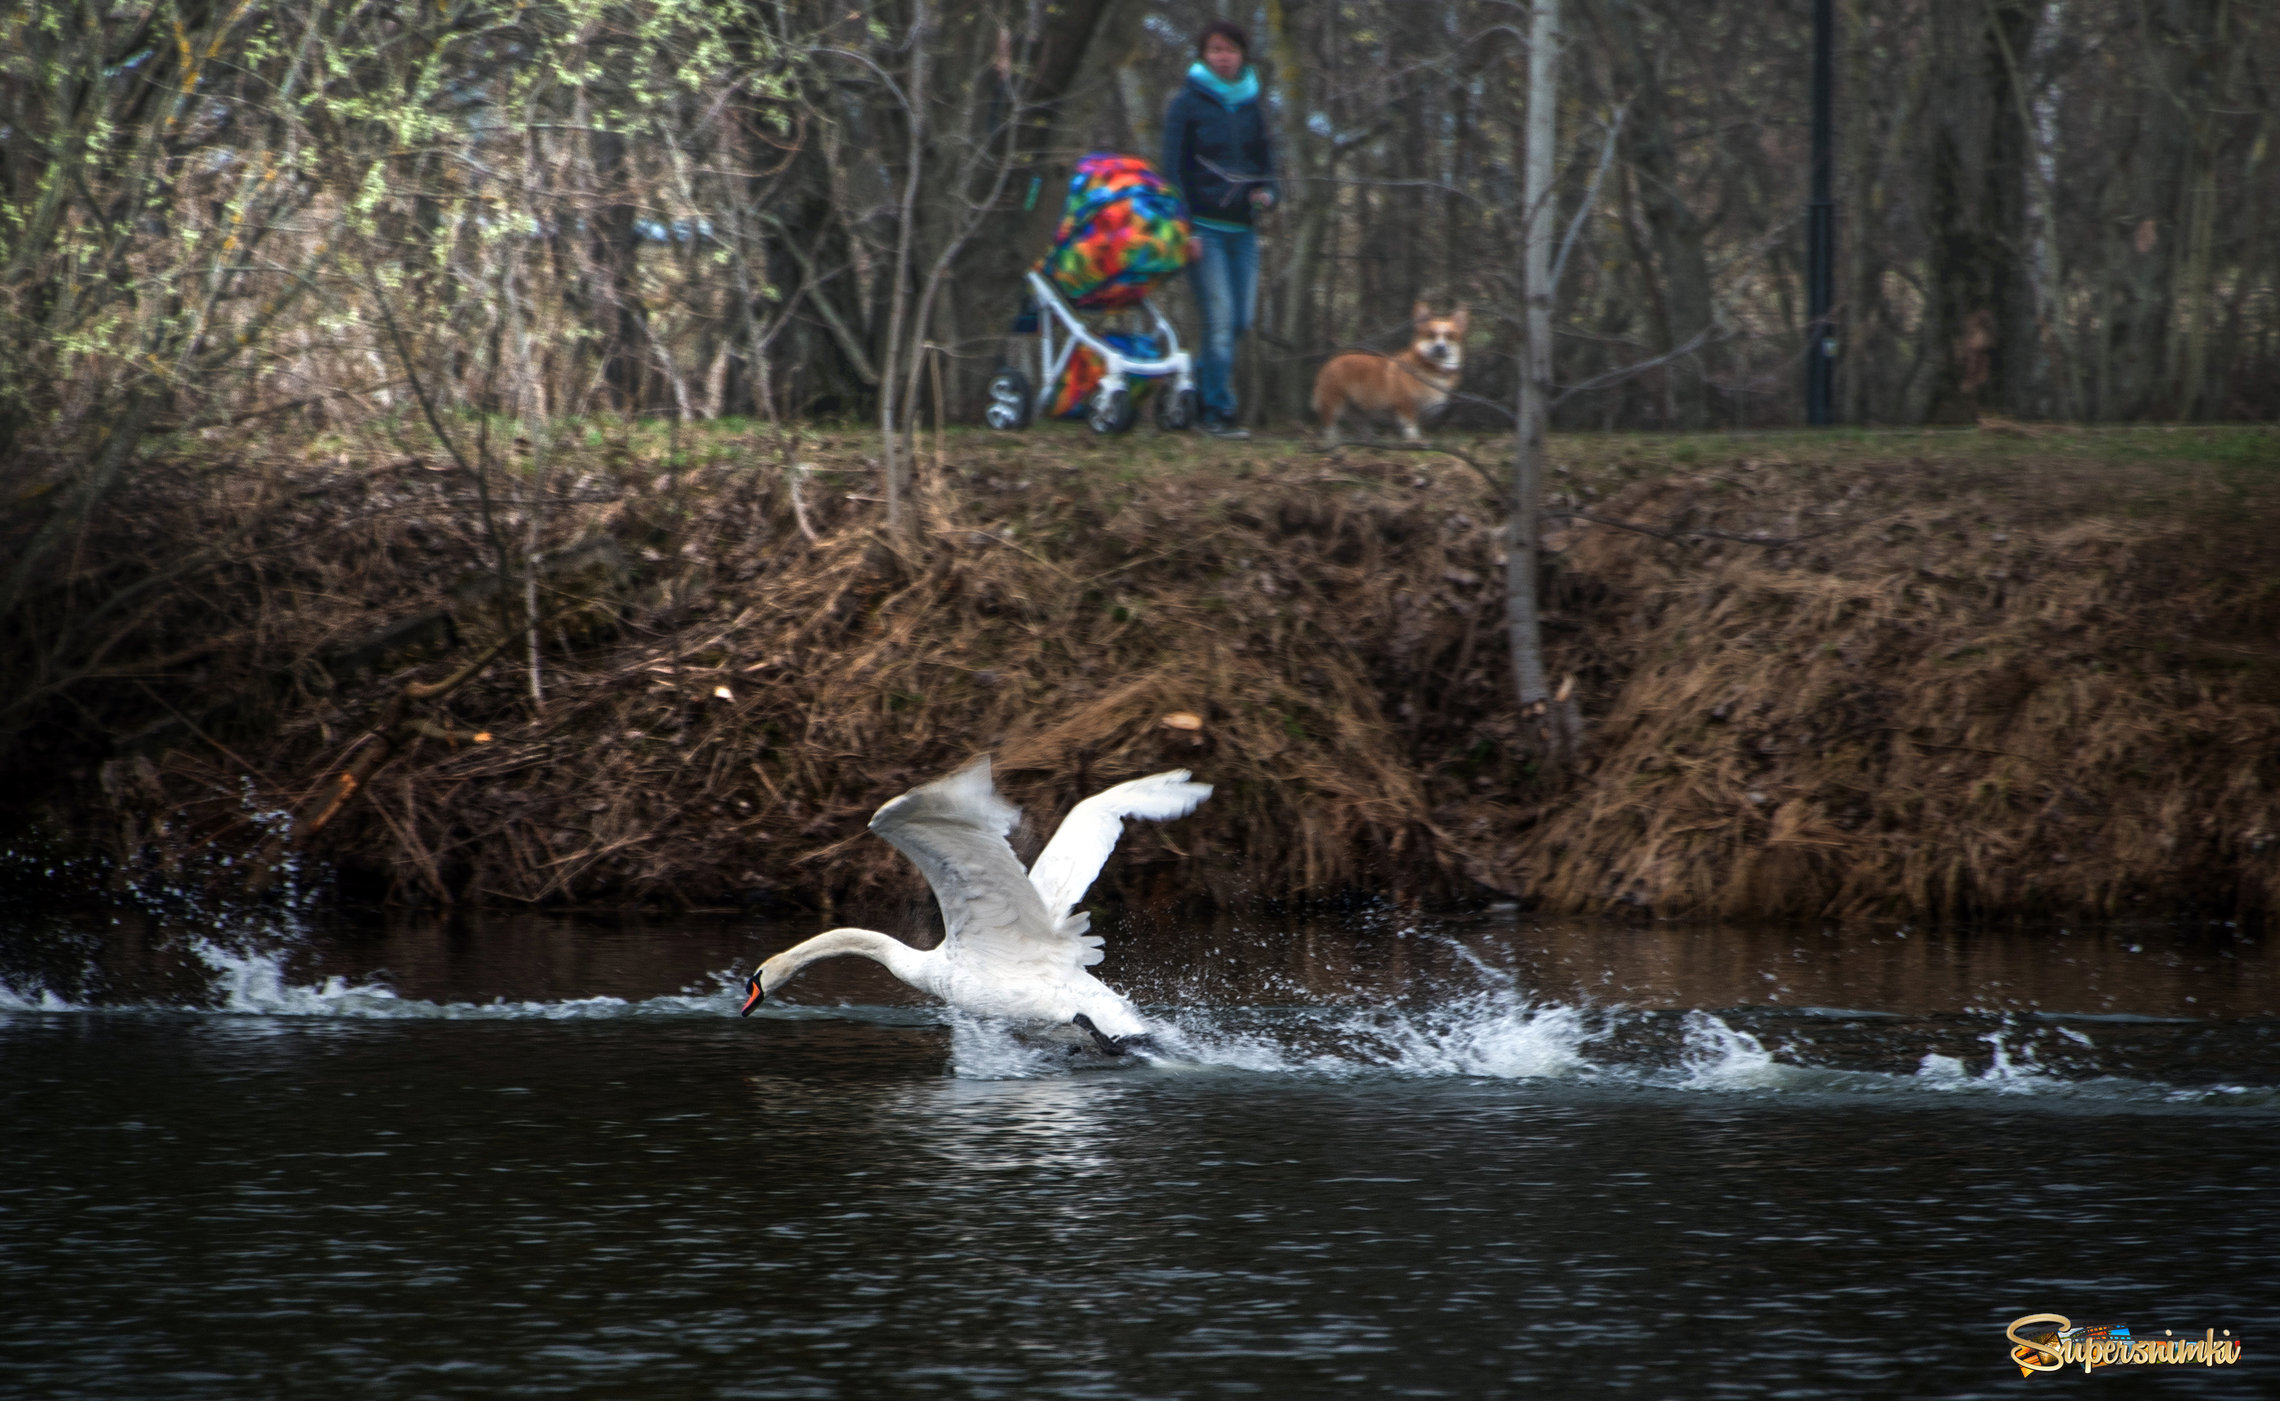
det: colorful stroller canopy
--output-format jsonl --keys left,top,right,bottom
{"left": 1035, "top": 154, "right": 1191, "bottom": 310}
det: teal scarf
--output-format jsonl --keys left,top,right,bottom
{"left": 1187, "top": 60, "right": 1259, "bottom": 107}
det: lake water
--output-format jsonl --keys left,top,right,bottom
{"left": 2, "top": 901, "right": 2274, "bottom": 1398}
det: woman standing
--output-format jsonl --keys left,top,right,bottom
{"left": 1162, "top": 21, "right": 1276, "bottom": 438}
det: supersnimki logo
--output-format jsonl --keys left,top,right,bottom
{"left": 2006, "top": 1314, "right": 2244, "bottom": 1376}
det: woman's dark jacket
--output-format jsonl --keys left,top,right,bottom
{"left": 1161, "top": 74, "right": 1277, "bottom": 228}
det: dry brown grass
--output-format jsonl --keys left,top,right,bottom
{"left": 1522, "top": 428, "right": 2280, "bottom": 919}
{"left": 41, "top": 417, "right": 2280, "bottom": 922}
{"left": 324, "top": 427, "right": 1482, "bottom": 912}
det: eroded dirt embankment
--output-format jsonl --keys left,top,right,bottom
{"left": 13, "top": 422, "right": 2280, "bottom": 921}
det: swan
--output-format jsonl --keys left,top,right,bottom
{"left": 740, "top": 757, "right": 1211, "bottom": 1053}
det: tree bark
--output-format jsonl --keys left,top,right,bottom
{"left": 1593, "top": 0, "right": 1714, "bottom": 429}
{"left": 1511, "top": 0, "right": 1577, "bottom": 768}
{"left": 878, "top": 0, "right": 932, "bottom": 537}
{"left": 587, "top": 125, "right": 650, "bottom": 413}
{"left": 1837, "top": 0, "right": 1878, "bottom": 423}
{"left": 1919, "top": 0, "right": 2037, "bottom": 422}
{"left": 1267, "top": 0, "right": 1328, "bottom": 420}
{"left": 2097, "top": 0, "right": 2217, "bottom": 418}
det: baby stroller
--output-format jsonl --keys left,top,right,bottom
{"left": 985, "top": 154, "right": 1199, "bottom": 435}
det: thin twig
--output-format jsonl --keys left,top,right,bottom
{"left": 1550, "top": 323, "right": 1722, "bottom": 408}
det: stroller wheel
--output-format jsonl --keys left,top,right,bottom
{"left": 1155, "top": 387, "right": 1198, "bottom": 432}
{"left": 1087, "top": 386, "right": 1137, "bottom": 436}
{"left": 985, "top": 368, "right": 1032, "bottom": 430}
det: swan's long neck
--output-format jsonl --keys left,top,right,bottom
{"left": 762, "top": 927, "right": 934, "bottom": 993}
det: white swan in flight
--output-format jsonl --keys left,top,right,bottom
{"left": 740, "top": 757, "right": 1211, "bottom": 1053}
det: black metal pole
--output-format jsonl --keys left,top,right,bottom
{"left": 1806, "top": 0, "right": 1835, "bottom": 425}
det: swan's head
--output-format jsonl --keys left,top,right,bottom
{"left": 739, "top": 945, "right": 809, "bottom": 1015}
{"left": 741, "top": 959, "right": 798, "bottom": 1016}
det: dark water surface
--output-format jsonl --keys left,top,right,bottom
{"left": 2, "top": 908, "right": 2274, "bottom": 1398}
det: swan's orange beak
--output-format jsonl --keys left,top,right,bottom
{"left": 740, "top": 971, "right": 765, "bottom": 1017}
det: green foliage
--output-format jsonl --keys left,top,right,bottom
{"left": 0, "top": 0, "right": 796, "bottom": 467}
{"left": 0, "top": 0, "right": 833, "bottom": 771}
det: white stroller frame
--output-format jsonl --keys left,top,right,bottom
{"left": 995, "top": 268, "right": 1197, "bottom": 433}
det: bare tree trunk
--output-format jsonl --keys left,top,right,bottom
{"left": 1993, "top": 0, "right": 2083, "bottom": 419}
{"left": 1838, "top": 0, "right": 1877, "bottom": 423}
{"left": 1594, "top": 0, "right": 1714, "bottom": 429}
{"left": 1265, "top": 0, "right": 1330, "bottom": 421}
{"left": 1510, "top": 0, "right": 1577, "bottom": 768}
{"left": 878, "top": 0, "right": 931, "bottom": 538}
{"left": 894, "top": 20, "right": 1027, "bottom": 485}
{"left": 587, "top": 125, "right": 649, "bottom": 413}
{"left": 1922, "top": 0, "right": 2037, "bottom": 423}
{"left": 2173, "top": 8, "right": 2246, "bottom": 419}
{"left": 2211, "top": 99, "right": 2275, "bottom": 415}
{"left": 2099, "top": 0, "right": 2214, "bottom": 418}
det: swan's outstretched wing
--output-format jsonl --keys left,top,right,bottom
{"left": 866, "top": 757, "right": 1079, "bottom": 969}
{"left": 1027, "top": 770, "right": 1213, "bottom": 935}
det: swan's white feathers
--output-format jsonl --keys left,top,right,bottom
{"left": 865, "top": 756, "right": 1079, "bottom": 971}
{"left": 1027, "top": 769, "right": 1214, "bottom": 930}
{"left": 867, "top": 754, "right": 1018, "bottom": 838}
{"left": 755, "top": 757, "right": 1212, "bottom": 1036}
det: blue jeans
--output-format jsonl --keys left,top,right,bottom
{"left": 1187, "top": 223, "right": 1258, "bottom": 424}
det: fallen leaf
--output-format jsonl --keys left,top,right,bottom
{"left": 1160, "top": 711, "right": 1204, "bottom": 731}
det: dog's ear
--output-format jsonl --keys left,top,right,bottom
{"left": 1450, "top": 304, "right": 1469, "bottom": 337}
{"left": 1412, "top": 300, "right": 1431, "bottom": 328}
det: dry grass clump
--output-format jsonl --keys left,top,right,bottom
{"left": 128, "top": 424, "right": 1517, "bottom": 915}
{"left": 40, "top": 417, "right": 2280, "bottom": 922}
{"left": 1522, "top": 431, "right": 2280, "bottom": 919}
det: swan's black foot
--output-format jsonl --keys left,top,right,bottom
{"left": 1069, "top": 1013, "right": 1123, "bottom": 1055}
{"left": 1069, "top": 1013, "right": 1157, "bottom": 1058}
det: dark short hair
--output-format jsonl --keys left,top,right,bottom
{"left": 1195, "top": 21, "right": 1251, "bottom": 60}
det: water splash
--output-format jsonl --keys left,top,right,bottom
{"left": 1912, "top": 1019, "right": 2061, "bottom": 1094}
{"left": 191, "top": 938, "right": 414, "bottom": 1016}
{"left": 0, "top": 940, "right": 741, "bottom": 1021}
{"left": 1138, "top": 935, "right": 1609, "bottom": 1082}
{"left": 940, "top": 988, "right": 1605, "bottom": 1083}
{"left": 0, "top": 972, "right": 78, "bottom": 1012}
{"left": 944, "top": 1013, "right": 1116, "bottom": 1079}
{"left": 4, "top": 941, "right": 2270, "bottom": 1110}
{"left": 1676, "top": 1011, "right": 1790, "bottom": 1089}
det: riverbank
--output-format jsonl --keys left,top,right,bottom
{"left": 8, "top": 419, "right": 2278, "bottom": 922}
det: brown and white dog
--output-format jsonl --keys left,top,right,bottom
{"left": 1313, "top": 302, "right": 1468, "bottom": 444}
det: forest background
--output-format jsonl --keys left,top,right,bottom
{"left": 3, "top": 0, "right": 2277, "bottom": 921}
